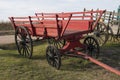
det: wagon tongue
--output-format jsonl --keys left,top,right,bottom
{"left": 77, "top": 52, "right": 120, "bottom": 76}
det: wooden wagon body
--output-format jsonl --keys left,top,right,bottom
{"left": 9, "top": 10, "right": 104, "bottom": 39}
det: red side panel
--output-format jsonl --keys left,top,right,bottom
{"left": 62, "top": 20, "right": 91, "bottom": 31}
{"left": 32, "top": 23, "right": 44, "bottom": 36}
{"left": 43, "top": 20, "right": 59, "bottom": 37}
{"left": 46, "top": 28, "right": 58, "bottom": 37}
{"left": 34, "top": 27, "right": 44, "bottom": 36}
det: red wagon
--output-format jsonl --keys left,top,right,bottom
{"left": 9, "top": 10, "right": 103, "bottom": 59}
{"left": 9, "top": 10, "right": 120, "bottom": 76}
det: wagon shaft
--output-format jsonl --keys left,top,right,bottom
{"left": 77, "top": 52, "right": 120, "bottom": 76}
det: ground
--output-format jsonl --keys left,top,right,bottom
{"left": 0, "top": 35, "right": 15, "bottom": 45}
{"left": 0, "top": 39, "right": 120, "bottom": 80}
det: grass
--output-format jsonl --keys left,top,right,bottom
{"left": 0, "top": 41, "right": 120, "bottom": 80}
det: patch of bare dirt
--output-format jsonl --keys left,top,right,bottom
{"left": 0, "top": 35, "right": 15, "bottom": 45}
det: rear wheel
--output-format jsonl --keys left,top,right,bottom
{"left": 94, "top": 22, "right": 108, "bottom": 46}
{"left": 46, "top": 45, "right": 61, "bottom": 69}
{"left": 48, "top": 38, "right": 66, "bottom": 49}
{"left": 84, "top": 36, "right": 100, "bottom": 58}
{"left": 107, "top": 27, "right": 114, "bottom": 41}
{"left": 15, "top": 26, "right": 33, "bottom": 58}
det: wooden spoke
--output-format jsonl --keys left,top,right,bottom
{"left": 48, "top": 38, "right": 66, "bottom": 49}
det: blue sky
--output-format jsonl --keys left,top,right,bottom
{"left": 0, "top": 0, "right": 120, "bottom": 21}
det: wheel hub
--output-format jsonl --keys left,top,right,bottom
{"left": 20, "top": 41, "right": 26, "bottom": 46}
{"left": 94, "top": 31, "right": 100, "bottom": 37}
{"left": 88, "top": 44, "right": 94, "bottom": 51}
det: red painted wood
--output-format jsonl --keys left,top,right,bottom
{"left": 77, "top": 52, "right": 120, "bottom": 76}
{"left": 62, "top": 20, "right": 92, "bottom": 31}
{"left": 9, "top": 10, "right": 106, "bottom": 37}
{"left": 61, "top": 39, "right": 85, "bottom": 52}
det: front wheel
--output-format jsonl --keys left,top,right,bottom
{"left": 84, "top": 36, "right": 100, "bottom": 58}
{"left": 46, "top": 45, "right": 61, "bottom": 69}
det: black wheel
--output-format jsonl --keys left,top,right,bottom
{"left": 46, "top": 45, "right": 61, "bottom": 69}
{"left": 48, "top": 38, "right": 66, "bottom": 49}
{"left": 94, "top": 22, "right": 109, "bottom": 46}
{"left": 84, "top": 36, "right": 100, "bottom": 58}
{"left": 15, "top": 26, "right": 33, "bottom": 58}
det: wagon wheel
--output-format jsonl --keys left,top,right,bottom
{"left": 94, "top": 22, "right": 108, "bottom": 46}
{"left": 107, "top": 26, "right": 114, "bottom": 41}
{"left": 84, "top": 36, "right": 100, "bottom": 58}
{"left": 15, "top": 26, "right": 33, "bottom": 58}
{"left": 48, "top": 38, "right": 66, "bottom": 49}
{"left": 107, "top": 25, "right": 120, "bottom": 42}
{"left": 46, "top": 45, "right": 61, "bottom": 69}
